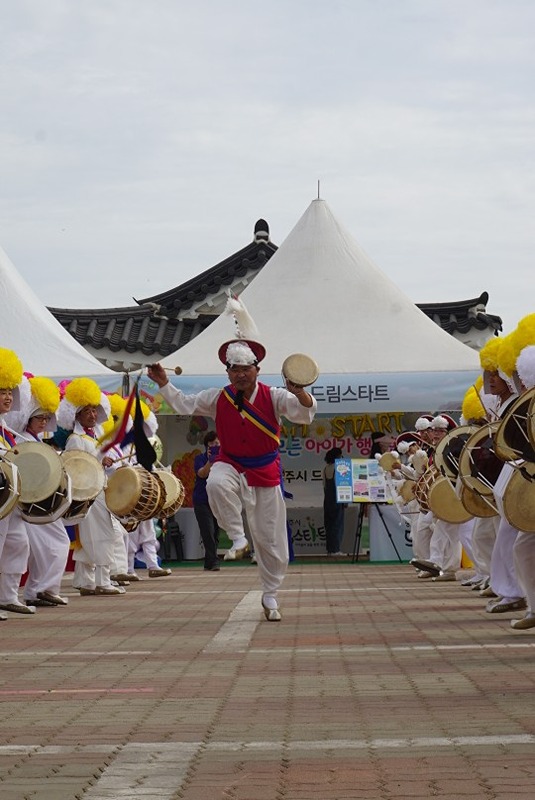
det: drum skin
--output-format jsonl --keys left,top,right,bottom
{"left": 427, "top": 475, "right": 473, "bottom": 524}
{"left": 494, "top": 388, "right": 535, "bottom": 463}
{"left": 4, "top": 441, "right": 63, "bottom": 503}
{"left": 105, "top": 466, "right": 164, "bottom": 520}
{"left": 502, "top": 465, "right": 535, "bottom": 533}
{"left": 61, "top": 451, "right": 105, "bottom": 502}
{"left": 434, "top": 425, "right": 478, "bottom": 482}
{"left": 282, "top": 353, "right": 319, "bottom": 387}
{"left": 458, "top": 423, "right": 502, "bottom": 497}
{"left": 460, "top": 484, "right": 498, "bottom": 518}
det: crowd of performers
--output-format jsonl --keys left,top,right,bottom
{"left": 0, "top": 349, "right": 174, "bottom": 622}
{"left": 380, "top": 312, "right": 535, "bottom": 631}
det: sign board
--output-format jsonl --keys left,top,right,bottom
{"left": 334, "top": 458, "right": 388, "bottom": 504}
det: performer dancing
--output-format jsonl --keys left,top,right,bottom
{"left": 148, "top": 328, "right": 316, "bottom": 621}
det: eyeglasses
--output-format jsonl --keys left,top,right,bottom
{"left": 227, "top": 365, "right": 256, "bottom": 374}
{"left": 33, "top": 414, "right": 52, "bottom": 421}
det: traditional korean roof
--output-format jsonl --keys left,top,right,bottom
{"left": 48, "top": 217, "right": 502, "bottom": 368}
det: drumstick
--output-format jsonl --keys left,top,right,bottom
{"left": 161, "top": 367, "right": 183, "bottom": 375}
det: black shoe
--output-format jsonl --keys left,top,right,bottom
{"left": 204, "top": 564, "right": 221, "bottom": 571}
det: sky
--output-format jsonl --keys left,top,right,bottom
{"left": 1, "top": 0, "right": 534, "bottom": 335}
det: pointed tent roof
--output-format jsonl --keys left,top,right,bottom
{"left": 160, "top": 199, "right": 480, "bottom": 376}
{"left": 0, "top": 244, "right": 114, "bottom": 378}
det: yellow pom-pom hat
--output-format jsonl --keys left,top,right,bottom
{"left": 479, "top": 337, "right": 516, "bottom": 393}
{"left": 0, "top": 347, "right": 23, "bottom": 412}
{"left": 461, "top": 385, "right": 486, "bottom": 423}
{"left": 57, "top": 377, "right": 111, "bottom": 431}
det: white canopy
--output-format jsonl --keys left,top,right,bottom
{"left": 0, "top": 244, "right": 114, "bottom": 378}
{"left": 161, "top": 199, "right": 480, "bottom": 376}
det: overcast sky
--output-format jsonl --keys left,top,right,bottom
{"left": 1, "top": 0, "right": 534, "bottom": 335}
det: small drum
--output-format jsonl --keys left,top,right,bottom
{"left": 105, "top": 465, "right": 165, "bottom": 521}
{"left": 4, "top": 441, "right": 72, "bottom": 524}
{"left": 378, "top": 452, "right": 400, "bottom": 472}
{"left": 414, "top": 466, "right": 440, "bottom": 513}
{"left": 494, "top": 388, "right": 535, "bottom": 463}
{"left": 427, "top": 474, "right": 473, "bottom": 524}
{"left": 61, "top": 450, "right": 105, "bottom": 523}
{"left": 399, "top": 479, "right": 417, "bottom": 503}
{"left": 434, "top": 425, "right": 479, "bottom": 482}
{"left": 458, "top": 423, "right": 503, "bottom": 497}
{"left": 282, "top": 353, "right": 319, "bottom": 387}
{"left": 0, "top": 459, "right": 20, "bottom": 520}
{"left": 153, "top": 469, "right": 185, "bottom": 517}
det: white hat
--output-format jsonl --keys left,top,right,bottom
{"left": 415, "top": 417, "right": 433, "bottom": 431}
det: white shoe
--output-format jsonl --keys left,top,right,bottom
{"left": 223, "top": 542, "right": 251, "bottom": 561}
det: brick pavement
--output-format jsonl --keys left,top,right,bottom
{"left": 1, "top": 561, "right": 535, "bottom": 799}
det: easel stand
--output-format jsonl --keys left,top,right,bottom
{"left": 351, "top": 504, "right": 367, "bottom": 563}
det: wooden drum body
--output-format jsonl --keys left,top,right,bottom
{"left": 105, "top": 466, "right": 165, "bottom": 523}
{"left": 153, "top": 469, "right": 185, "bottom": 518}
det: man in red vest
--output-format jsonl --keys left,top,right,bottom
{"left": 148, "top": 338, "right": 316, "bottom": 621}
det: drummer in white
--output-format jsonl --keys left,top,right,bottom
{"left": 5, "top": 375, "right": 70, "bottom": 608}
{"left": 0, "top": 347, "right": 32, "bottom": 616}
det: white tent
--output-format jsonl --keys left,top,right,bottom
{"left": 0, "top": 244, "right": 114, "bottom": 378}
{"left": 158, "top": 200, "right": 479, "bottom": 412}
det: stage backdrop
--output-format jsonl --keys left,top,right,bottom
{"left": 132, "top": 371, "right": 475, "bottom": 557}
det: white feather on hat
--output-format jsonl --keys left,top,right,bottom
{"left": 415, "top": 417, "right": 432, "bottom": 431}
{"left": 225, "top": 294, "right": 259, "bottom": 339}
{"left": 516, "top": 345, "right": 535, "bottom": 390}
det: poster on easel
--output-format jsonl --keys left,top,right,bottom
{"left": 334, "top": 458, "right": 389, "bottom": 504}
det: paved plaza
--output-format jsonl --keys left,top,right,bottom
{"left": 1, "top": 560, "right": 535, "bottom": 800}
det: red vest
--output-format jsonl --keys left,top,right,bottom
{"left": 215, "top": 383, "right": 281, "bottom": 487}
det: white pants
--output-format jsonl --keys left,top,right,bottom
{"left": 110, "top": 516, "right": 129, "bottom": 575}
{"left": 0, "top": 507, "right": 30, "bottom": 604}
{"left": 128, "top": 519, "right": 160, "bottom": 570}
{"left": 490, "top": 516, "right": 522, "bottom": 599}
{"left": 430, "top": 518, "right": 463, "bottom": 573}
{"left": 490, "top": 464, "right": 523, "bottom": 599}
{"left": 412, "top": 511, "right": 434, "bottom": 560}
{"left": 207, "top": 461, "right": 288, "bottom": 601}
{"left": 23, "top": 518, "right": 70, "bottom": 600}
{"left": 73, "top": 492, "right": 116, "bottom": 589}
{"left": 470, "top": 515, "right": 499, "bottom": 580}
{"left": 513, "top": 531, "right": 535, "bottom": 613}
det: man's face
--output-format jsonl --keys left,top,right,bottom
{"left": 430, "top": 427, "right": 447, "bottom": 445}
{"left": 0, "top": 388, "right": 13, "bottom": 414}
{"left": 487, "top": 371, "right": 509, "bottom": 396}
{"left": 226, "top": 364, "right": 259, "bottom": 395}
{"left": 76, "top": 405, "right": 99, "bottom": 428}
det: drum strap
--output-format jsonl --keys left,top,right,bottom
{"left": 222, "top": 386, "right": 280, "bottom": 445}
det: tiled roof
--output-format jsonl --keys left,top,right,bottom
{"left": 417, "top": 291, "right": 502, "bottom": 336}
{"left": 48, "top": 219, "right": 502, "bottom": 364}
